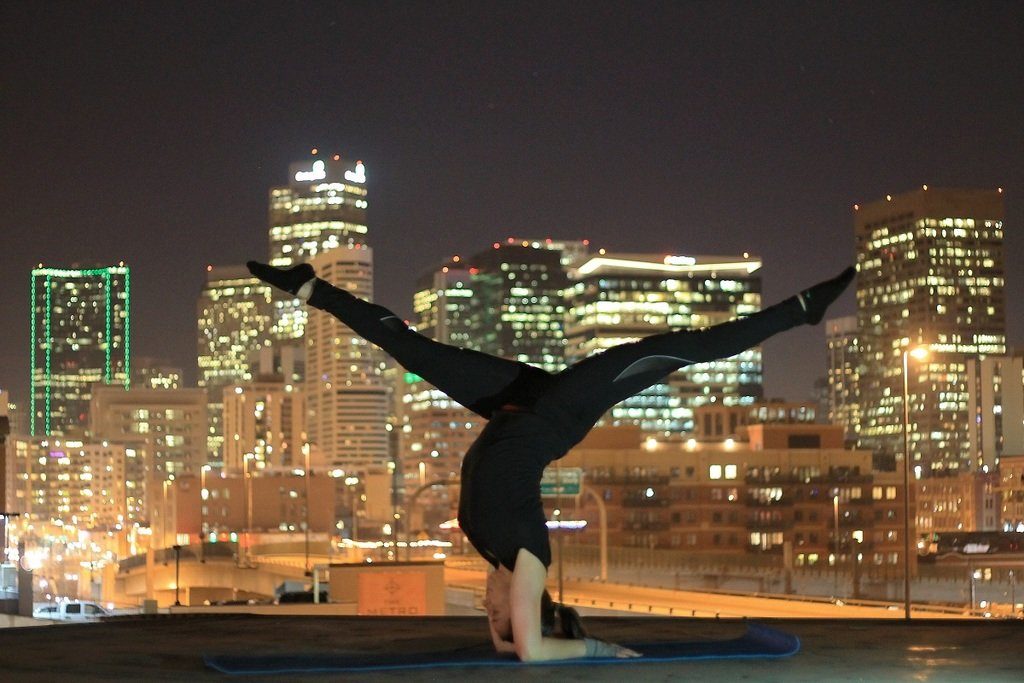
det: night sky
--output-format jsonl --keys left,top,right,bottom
{"left": 2, "top": 2, "right": 1022, "bottom": 409}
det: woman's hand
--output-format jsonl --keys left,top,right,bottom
{"left": 492, "top": 637, "right": 517, "bottom": 655}
{"left": 584, "top": 637, "right": 642, "bottom": 658}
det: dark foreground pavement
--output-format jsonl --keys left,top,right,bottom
{"left": 1, "top": 616, "right": 1022, "bottom": 681}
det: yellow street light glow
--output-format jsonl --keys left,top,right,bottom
{"left": 909, "top": 346, "right": 930, "bottom": 361}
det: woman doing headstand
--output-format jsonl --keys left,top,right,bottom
{"left": 248, "top": 259, "right": 855, "bottom": 661}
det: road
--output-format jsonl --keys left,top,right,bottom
{"left": 444, "top": 566, "right": 975, "bottom": 619}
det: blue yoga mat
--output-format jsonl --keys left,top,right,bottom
{"left": 203, "top": 623, "right": 799, "bottom": 675}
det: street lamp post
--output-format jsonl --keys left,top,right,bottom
{"left": 1010, "top": 569, "right": 1016, "bottom": 615}
{"left": 901, "top": 345, "right": 929, "bottom": 620}
{"left": 172, "top": 544, "right": 182, "bottom": 607}
{"left": 243, "top": 454, "right": 255, "bottom": 567}
{"left": 582, "top": 486, "right": 608, "bottom": 581}
{"left": 162, "top": 480, "right": 172, "bottom": 550}
{"left": 833, "top": 493, "right": 840, "bottom": 600}
{"left": 200, "top": 465, "right": 211, "bottom": 563}
{"left": 303, "top": 443, "right": 311, "bottom": 576}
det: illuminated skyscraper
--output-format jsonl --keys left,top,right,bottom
{"left": 412, "top": 260, "right": 477, "bottom": 350}
{"left": 466, "top": 239, "right": 578, "bottom": 372}
{"left": 565, "top": 252, "right": 763, "bottom": 434}
{"left": 855, "top": 187, "right": 1005, "bottom": 474}
{"left": 396, "top": 238, "right": 584, "bottom": 516}
{"left": 825, "top": 315, "right": 861, "bottom": 443}
{"left": 196, "top": 265, "right": 274, "bottom": 463}
{"left": 304, "top": 245, "right": 390, "bottom": 470}
{"left": 268, "top": 153, "right": 369, "bottom": 341}
{"left": 30, "top": 266, "right": 131, "bottom": 437}
{"left": 401, "top": 262, "right": 484, "bottom": 526}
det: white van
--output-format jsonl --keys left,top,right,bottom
{"left": 33, "top": 600, "right": 109, "bottom": 622}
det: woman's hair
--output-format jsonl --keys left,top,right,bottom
{"left": 540, "top": 589, "right": 586, "bottom": 639}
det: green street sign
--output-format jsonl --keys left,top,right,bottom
{"left": 540, "top": 467, "right": 582, "bottom": 497}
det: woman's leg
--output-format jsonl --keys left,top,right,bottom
{"left": 307, "top": 279, "right": 540, "bottom": 416}
{"left": 248, "top": 262, "right": 533, "bottom": 417}
{"left": 541, "top": 266, "right": 855, "bottom": 431}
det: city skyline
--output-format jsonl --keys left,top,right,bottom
{"left": 2, "top": 3, "right": 1022, "bottom": 407}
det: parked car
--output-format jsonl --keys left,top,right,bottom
{"left": 33, "top": 600, "right": 109, "bottom": 622}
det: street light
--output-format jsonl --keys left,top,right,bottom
{"left": 172, "top": 544, "right": 182, "bottom": 607}
{"left": 833, "top": 492, "right": 841, "bottom": 600}
{"left": 901, "top": 344, "right": 929, "bottom": 620}
{"left": 302, "top": 443, "right": 311, "bottom": 576}
{"left": 1010, "top": 569, "right": 1016, "bottom": 616}
{"left": 200, "top": 465, "right": 212, "bottom": 563}
{"left": 162, "top": 480, "right": 172, "bottom": 550}
{"left": 243, "top": 453, "right": 255, "bottom": 567}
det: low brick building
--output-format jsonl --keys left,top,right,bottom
{"left": 549, "top": 419, "right": 911, "bottom": 571}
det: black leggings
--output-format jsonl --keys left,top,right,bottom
{"left": 308, "top": 280, "right": 805, "bottom": 443}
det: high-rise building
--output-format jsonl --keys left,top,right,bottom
{"left": 412, "top": 261, "right": 477, "bottom": 349}
{"left": 466, "top": 240, "right": 577, "bottom": 372}
{"left": 564, "top": 252, "right": 763, "bottom": 434}
{"left": 825, "top": 315, "right": 861, "bottom": 443}
{"left": 30, "top": 265, "right": 131, "bottom": 437}
{"left": 304, "top": 245, "right": 390, "bottom": 470}
{"left": 2, "top": 393, "right": 27, "bottom": 438}
{"left": 89, "top": 385, "right": 207, "bottom": 523}
{"left": 915, "top": 471, "right": 1001, "bottom": 534}
{"left": 196, "top": 265, "right": 275, "bottom": 464}
{"left": 397, "top": 239, "right": 584, "bottom": 527}
{"left": 10, "top": 436, "right": 127, "bottom": 529}
{"left": 222, "top": 379, "right": 305, "bottom": 473}
{"left": 999, "top": 454, "right": 1024, "bottom": 532}
{"left": 966, "top": 354, "right": 1024, "bottom": 471}
{"left": 403, "top": 261, "right": 484, "bottom": 528}
{"left": 855, "top": 187, "right": 1005, "bottom": 474}
{"left": 268, "top": 154, "right": 369, "bottom": 342}
{"left": 133, "top": 357, "right": 184, "bottom": 389}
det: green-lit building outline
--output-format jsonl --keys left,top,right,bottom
{"left": 30, "top": 266, "right": 131, "bottom": 436}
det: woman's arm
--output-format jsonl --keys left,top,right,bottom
{"left": 508, "top": 549, "right": 587, "bottom": 662}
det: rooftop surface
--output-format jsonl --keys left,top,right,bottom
{"left": 1, "top": 615, "right": 1021, "bottom": 681}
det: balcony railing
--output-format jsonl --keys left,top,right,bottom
{"left": 622, "top": 497, "right": 671, "bottom": 508}
{"left": 745, "top": 496, "right": 795, "bottom": 507}
{"left": 589, "top": 475, "right": 672, "bottom": 486}
{"left": 623, "top": 521, "right": 671, "bottom": 531}
{"left": 745, "top": 473, "right": 874, "bottom": 485}
{"left": 746, "top": 520, "right": 792, "bottom": 531}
